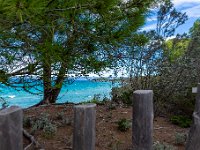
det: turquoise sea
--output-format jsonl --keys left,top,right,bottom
{"left": 0, "top": 79, "right": 116, "bottom": 108}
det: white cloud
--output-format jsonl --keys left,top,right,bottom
{"left": 166, "top": 36, "right": 176, "bottom": 41}
{"left": 172, "top": 0, "right": 200, "bottom": 6}
{"left": 181, "top": 5, "right": 200, "bottom": 18}
{"left": 172, "top": 0, "right": 200, "bottom": 17}
{"left": 142, "top": 23, "right": 157, "bottom": 31}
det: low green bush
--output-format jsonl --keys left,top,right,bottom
{"left": 170, "top": 115, "right": 192, "bottom": 128}
{"left": 42, "top": 123, "right": 57, "bottom": 138}
{"left": 111, "top": 86, "right": 132, "bottom": 105}
{"left": 29, "top": 113, "right": 57, "bottom": 138}
{"left": 117, "top": 118, "right": 131, "bottom": 132}
{"left": 80, "top": 94, "right": 108, "bottom": 105}
{"left": 153, "top": 141, "right": 175, "bottom": 150}
{"left": 174, "top": 132, "right": 187, "bottom": 145}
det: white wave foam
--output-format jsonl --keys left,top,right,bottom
{"left": 8, "top": 95, "right": 16, "bottom": 98}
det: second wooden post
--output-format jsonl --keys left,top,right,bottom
{"left": 73, "top": 103, "right": 96, "bottom": 150}
{"left": 132, "top": 90, "right": 154, "bottom": 150}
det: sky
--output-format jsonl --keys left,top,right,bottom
{"left": 98, "top": 0, "right": 200, "bottom": 78}
{"left": 143, "top": 0, "right": 200, "bottom": 34}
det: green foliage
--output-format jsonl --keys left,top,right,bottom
{"left": 108, "top": 139, "right": 122, "bottom": 150}
{"left": 42, "top": 123, "right": 57, "bottom": 138}
{"left": 174, "top": 132, "right": 187, "bottom": 145}
{"left": 28, "top": 113, "right": 57, "bottom": 138}
{"left": 173, "top": 92, "right": 195, "bottom": 116}
{"left": 0, "top": 0, "right": 47, "bottom": 23}
{"left": 117, "top": 118, "right": 131, "bottom": 132}
{"left": 115, "top": 0, "right": 189, "bottom": 117}
{"left": 111, "top": 86, "right": 132, "bottom": 105}
{"left": 189, "top": 19, "right": 200, "bottom": 36}
{"left": 81, "top": 94, "right": 109, "bottom": 105}
{"left": 131, "top": 33, "right": 149, "bottom": 46}
{"left": 56, "top": 111, "right": 71, "bottom": 126}
{"left": 170, "top": 115, "right": 192, "bottom": 128}
{"left": 0, "top": 0, "right": 154, "bottom": 104}
{"left": 153, "top": 141, "right": 175, "bottom": 150}
{"left": 31, "top": 113, "right": 49, "bottom": 132}
{"left": 165, "top": 38, "right": 189, "bottom": 62}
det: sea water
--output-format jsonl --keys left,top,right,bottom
{"left": 0, "top": 79, "right": 116, "bottom": 108}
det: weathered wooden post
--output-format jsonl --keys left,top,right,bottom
{"left": 0, "top": 106, "right": 23, "bottom": 150}
{"left": 186, "top": 83, "right": 200, "bottom": 150}
{"left": 73, "top": 103, "right": 96, "bottom": 150}
{"left": 132, "top": 90, "right": 154, "bottom": 150}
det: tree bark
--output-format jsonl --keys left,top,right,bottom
{"left": 39, "top": 62, "right": 67, "bottom": 105}
{"left": 42, "top": 59, "right": 52, "bottom": 104}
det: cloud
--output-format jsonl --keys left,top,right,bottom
{"left": 142, "top": 0, "right": 200, "bottom": 32}
{"left": 166, "top": 36, "right": 176, "bottom": 41}
{"left": 142, "top": 23, "right": 157, "bottom": 31}
{"left": 146, "top": 17, "right": 157, "bottom": 22}
{"left": 172, "top": 0, "right": 200, "bottom": 18}
{"left": 172, "top": 0, "right": 200, "bottom": 6}
{"left": 181, "top": 5, "right": 200, "bottom": 18}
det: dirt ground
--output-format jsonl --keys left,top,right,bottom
{"left": 23, "top": 103, "right": 189, "bottom": 150}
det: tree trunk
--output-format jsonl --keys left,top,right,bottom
{"left": 38, "top": 62, "right": 67, "bottom": 105}
{"left": 43, "top": 88, "right": 62, "bottom": 104}
{"left": 42, "top": 58, "right": 52, "bottom": 104}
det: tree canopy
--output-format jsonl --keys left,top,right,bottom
{"left": 0, "top": 0, "right": 154, "bottom": 104}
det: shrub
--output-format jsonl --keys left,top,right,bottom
{"left": 31, "top": 113, "right": 49, "bottom": 132}
{"left": 42, "top": 123, "right": 57, "bottom": 138}
{"left": 172, "top": 90, "right": 195, "bottom": 116}
{"left": 30, "top": 113, "right": 57, "bottom": 137}
{"left": 80, "top": 94, "right": 107, "bottom": 105}
{"left": 153, "top": 141, "right": 175, "bottom": 150}
{"left": 153, "top": 84, "right": 196, "bottom": 117}
{"left": 117, "top": 118, "right": 131, "bottom": 132}
{"left": 170, "top": 115, "right": 192, "bottom": 128}
{"left": 111, "top": 86, "right": 132, "bottom": 105}
{"left": 174, "top": 132, "right": 187, "bottom": 145}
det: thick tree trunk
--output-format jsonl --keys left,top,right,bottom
{"left": 34, "top": 87, "right": 62, "bottom": 106}
{"left": 37, "top": 62, "right": 67, "bottom": 105}
{"left": 43, "top": 88, "right": 62, "bottom": 104}
{"left": 42, "top": 58, "right": 52, "bottom": 104}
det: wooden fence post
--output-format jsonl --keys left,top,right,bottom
{"left": 132, "top": 90, "right": 154, "bottom": 150}
{"left": 186, "top": 83, "right": 200, "bottom": 150}
{"left": 0, "top": 106, "right": 23, "bottom": 150}
{"left": 73, "top": 103, "right": 96, "bottom": 150}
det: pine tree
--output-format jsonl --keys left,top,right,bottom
{"left": 0, "top": 0, "right": 154, "bottom": 104}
